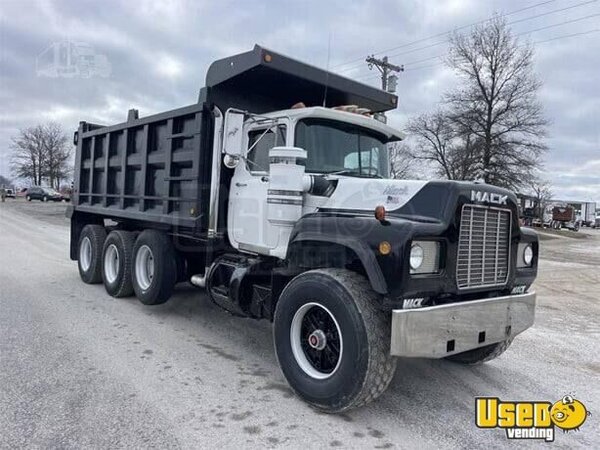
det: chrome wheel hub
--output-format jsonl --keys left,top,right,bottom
{"left": 135, "top": 245, "right": 154, "bottom": 291}
{"left": 104, "top": 244, "right": 119, "bottom": 284}
{"left": 308, "top": 329, "right": 327, "bottom": 350}
{"left": 80, "top": 237, "right": 92, "bottom": 272}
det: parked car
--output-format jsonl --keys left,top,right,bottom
{"left": 5, "top": 189, "right": 15, "bottom": 198}
{"left": 26, "top": 186, "right": 67, "bottom": 202}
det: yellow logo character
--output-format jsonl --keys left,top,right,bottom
{"left": 550, "top": 396, "right": 591, "bottom": 432}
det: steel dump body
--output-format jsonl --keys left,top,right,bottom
{"left": 70, "top": 45, "right": 398, "bottom": 240}
{"left": 74, "top": 104, "right": 210, "bottom": 231}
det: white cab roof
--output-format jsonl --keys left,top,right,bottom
{"left": 259, "top": 106, "right": 405, "bottom": 141}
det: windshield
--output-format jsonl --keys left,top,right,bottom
{"left": 295, "top": 119, "right": 390, "bottom": 178}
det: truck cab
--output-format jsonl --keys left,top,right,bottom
{"left": 226, "top": 106, "right": 404, "bottom": 258}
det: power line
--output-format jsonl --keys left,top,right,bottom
{"left": 514, "top": 12, "right": 600, "bottom": 35}
{"left": 332, "top": 0, "right": 560, "bottom": 70}
{"left": 533, "top": 27, "right": 600, "bottom": 42}
{"left": 402, "top": 28, "right": 600, "bottom": 73}
{"left": 346, "top": 10, "right": 600, "bottom": 79}
{"left": 336, "top": 0, "right": 597, "bottom": 74}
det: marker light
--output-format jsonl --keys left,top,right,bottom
{"left": 375, "top": 205, "right": 386, "bottom": 221}
{"left": 379, "top": 241, "right": 392, "bottom": 255}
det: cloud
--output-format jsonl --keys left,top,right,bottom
{"left": 0, "top": 0, "right": 598, "bottom": 203}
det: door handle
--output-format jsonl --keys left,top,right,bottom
{"left": 235, "top": 182, "right": 247, "bottom": 187}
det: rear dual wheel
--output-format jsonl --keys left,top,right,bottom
{"left": 102, "top": 230, "right": 136, "bottom": 297}
{"left": 131, "top": 230, "right": 177, "bottom": 305}
{"left": 78, "top": 225, "right": 107, "bottom": 284}
{"left": 78, "top": 226, "right": 177, "bottom": 304}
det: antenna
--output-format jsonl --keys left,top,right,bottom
{"left": 322, "top": 32, "right": 332, "bottom": 107}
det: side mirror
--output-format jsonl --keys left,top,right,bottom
{"left": 223, "top": 110, "right": 245, "bottom": 157}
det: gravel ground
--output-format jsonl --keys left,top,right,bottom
{"left": 1, "top": 198, "right": 598, "bottom": 449}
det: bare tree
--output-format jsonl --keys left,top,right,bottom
{"left": 445, "top": 16, "right": 548, "bottom": 189}
{"left": 10, "top": 123, "right": 72, "bottom": 188}
{"left": 43, "top": 123, "right": 72, "bottom": 189}
{"left": 388, "top": 142, "right": 414, "bottom": 179}
{"left": 10, "top": 125, "right": 46, "bottom": 185}
{"left": 528, "top": 177, "right": 553, "bottom": 221}
{"left": 406, "top": 110, "right": 479, "bottom": 181}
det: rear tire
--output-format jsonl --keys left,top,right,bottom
{"left": 132, "top": 230, "right": 177, "bottom": 305}
{"left": 102, "top": 230, "right": 135, "bottom": 298}
{"left": 445, "top": 340, "right": 512, "bottom": 365}
{"left": 273, "top": 268, "right": 397, "bottom": 413}
{"left": 78, "top": 224, "right": 106, "bottom": 284}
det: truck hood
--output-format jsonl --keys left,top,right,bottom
{"left": 315, "top": 178, "right": 428, "bottom": 212}
{"left": 311, "top": 177, "right": 518, "bottom": 222}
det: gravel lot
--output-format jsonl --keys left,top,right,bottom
{"left": 1, "top": 198, "right": 598, "bottom": 449}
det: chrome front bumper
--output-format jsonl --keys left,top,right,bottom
{"left": 390, "top": 292, "right": 536, "bottom": 358}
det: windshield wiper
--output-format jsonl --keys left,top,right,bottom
{"left": 326, "top": 169, "right": 383, "bottom": 179}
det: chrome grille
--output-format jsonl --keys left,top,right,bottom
{"left": 456, "top": 205, "right": 511, "bottom": 289}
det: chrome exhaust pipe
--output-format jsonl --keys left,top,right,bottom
{"left": 190, "top": 273, "right": 207, "bottom": 288}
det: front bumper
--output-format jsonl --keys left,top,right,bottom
{"left": 390, "top": 291, "right": 536, "bottom": 358}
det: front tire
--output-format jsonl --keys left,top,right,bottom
{"left": 273, "top": 269, "right": 397, "bottom": 413}
{"left": 102, "top": 230, "right": 135, "bottom": 298}
{"left": 26, "top": 195, "right": 31, "bottom": 201}
{"left": 78, "top": 224, "right": 107, "bottom": 284}
{"left": 42, "top": 195, "right": 48, "bottom": 202}
{"left": 132, "top": 230, "right": 177, "bottom": 305}
{"left": 445, "top": 340, "right": 512, "bottom": 365}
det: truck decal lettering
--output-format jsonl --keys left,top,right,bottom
{"left": 471, "top": 190, "right": 508, "bottom": 206}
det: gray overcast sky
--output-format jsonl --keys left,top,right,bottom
{"left": 1, "top": 0, "right": 598, "bottom": 202}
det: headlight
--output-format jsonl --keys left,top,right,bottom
{"left": 517, "top": 243, "right": 534, "bottom": 268}
{"left": 409, "top": 244, "right": 424, "bottom": 270}
{"left": 523, "top": 244, "right": 533, "bottom": 266}
{"left": 409, "top": 241, "right": 440, "bottom": 274}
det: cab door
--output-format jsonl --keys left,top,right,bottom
{"left": 228, "top": 121, "right": 288, "bottom": 254}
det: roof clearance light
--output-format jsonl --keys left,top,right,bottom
{"left": 264, "top": 53, "right": 272, "bottom": 63}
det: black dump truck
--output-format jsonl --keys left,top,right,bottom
{"left": 68, "top": 45, "right": 539, "bottom": 412}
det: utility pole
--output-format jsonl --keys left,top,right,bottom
{"left": 366, "top": 55, "right": 404, "bottom": 93}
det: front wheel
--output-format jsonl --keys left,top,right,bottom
{"left": 273, "top": 269, "right": 397, "bottom": 413}
{"left": 26, "top": 195, "right": 31, "bottom": 201}
{"left": 445, "top": 340, "right": 512, "bottom": 365}
{"left": 42, "top": 196, "right": 48, "bottom": 202}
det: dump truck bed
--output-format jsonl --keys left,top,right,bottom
{"left": 73, "top": 103, "right": 211, "bottom": 232}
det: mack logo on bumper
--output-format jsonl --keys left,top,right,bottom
{"left": 471, "top": 190, "right": 508, "bottom": 205}
{"left": 402, "top": 298, "right": 424, "bottom": 309}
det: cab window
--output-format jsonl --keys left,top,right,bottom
{"left": 247, "top": 125, "right": 286, "bottom": 173}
